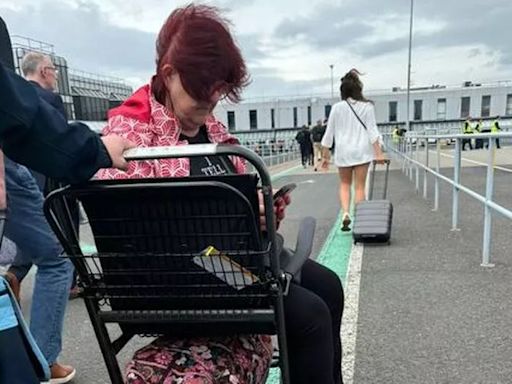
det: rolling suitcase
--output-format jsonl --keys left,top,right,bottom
{"left": 352, "top": 159, "right": 393, "bottom": 244}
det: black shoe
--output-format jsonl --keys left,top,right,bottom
{"left": 341, "top": 214, "right": 351, "bottom": 232}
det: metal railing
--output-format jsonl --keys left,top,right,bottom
{"left": 245, "top": 143, "right": 301, "bottom": 168}
{"left": 383, "top": 131, "right": 512, "bottom": 266}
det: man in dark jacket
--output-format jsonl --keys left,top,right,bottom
{"left": 15, "top": 51, "right": 83, "bottom": 301}
{"left": 22, "top": 51, "right": 66, "bottom": 117}
{"left": 0, "top": 16, "right": 133, "bottom": 384}
{"left": 20, "top": 51, "right": 68, "bottom": 190}
{"left": 295, "top": 125, "right": 312, "bottom": 168}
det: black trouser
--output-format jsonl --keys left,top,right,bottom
{"left": 300, "top": 144, "right": 311, "bottom": 166}
{"left": 285, "top": 259, "right": 344, "bottom": 384}
{"left": 462, "top": 138, "right": 472, "bottom": 150}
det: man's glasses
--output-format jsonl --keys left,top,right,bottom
{"left": 44, "top": 66, "right": 59, "bottom": 74}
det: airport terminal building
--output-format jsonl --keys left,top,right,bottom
{"left": 214, "top": 81, "right": 512, "bottom": 132}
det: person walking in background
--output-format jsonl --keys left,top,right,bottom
{"left": 462, "top": 116, "right": 474, "bottom": 151}
{"left": 308, "top": 126, "right": 314, "bottom": 166}
{"left": 321, "top": 69, "right": 385, "bottom": 232}
{"left": 490, "top": 116, "right": 502, "bottom": 149}
{"left": 311, "top": 120, "right": 326, "bottom": 171}
{"left": 295, "top": 125, "right": 312, "bottom": 168}
{"left": 474, "top": 119, "right": 484, "bottom": 149}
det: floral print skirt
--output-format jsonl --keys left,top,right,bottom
{"left": 125, "top": 334, "right": 273, "bottom": 384}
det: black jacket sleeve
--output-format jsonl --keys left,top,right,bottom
{"left": 0, "top": 63, "right": 112, "bottom": 183}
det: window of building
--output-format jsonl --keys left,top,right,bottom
{"left": 249, "top": 110, "right": 257, "bottom": 130}
{"left": 481, "top": 95, "right": 491, "bottom": 117}
{"left": 307, "top": 106, "right": 312, "bottom": 126}
{"left": 506, "top": 94, "right": 512, "bottom": 116}
{"left": 413, "top": 99, "right": 423, "bottom": 120}
{"left": 271, "top": 108, "right": 275, "bottom": 128}
{"left": 389, "top": 101, "right": 397, "bottom": 122}
{"left": 293, "top": 107, "right": 298, "bottom": 127}
{"left": 227, "top": 111, "right": 236, "bottom": 131}
{"left": 437, "top": 98, "right": 446, "bottom": 120}
{"left": 325, "top": 104, "right": 332, "bottom": 119}
{"left": 460, "top": 96, "right": 470, "bottom": 118}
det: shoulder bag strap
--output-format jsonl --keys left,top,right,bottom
{"left": 346, "top": 100, "right": 367, "bottom": 130}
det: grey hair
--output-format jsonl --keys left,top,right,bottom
{"left": 21, "top": 52, "right": 50, "bottom": 76}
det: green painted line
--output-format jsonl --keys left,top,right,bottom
{"left": 316, "top": 211, "right": 353, "bottom": 284}
{"left": 266, "top": 193, "right": 354, "bottom": 383}
{"left": 80, "top": 243, "right": 97, "bottom": 255}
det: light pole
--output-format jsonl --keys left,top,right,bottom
{"left": 406, "top": 0, "right": 414, "bottom": 131}
{"left": 329, "top": 64, "right": 334, "bottom": 99}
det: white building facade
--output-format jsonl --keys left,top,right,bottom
{"left": 214, "top": 81, "right": 512, "bottom": 131}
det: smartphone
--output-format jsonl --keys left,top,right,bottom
{"left": 273, "top": 183, "right": 297, "bottom": 202}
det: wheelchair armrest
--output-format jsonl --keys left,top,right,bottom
{"left": 280, "top": 216, "right": 316, "bottom": 284}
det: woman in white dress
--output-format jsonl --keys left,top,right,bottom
{"left": 321, "top": 69, "right": 385, "bottom": 231}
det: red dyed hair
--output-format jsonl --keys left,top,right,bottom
{"left": 153, "top": 4, "right": 249, "bottom": 104}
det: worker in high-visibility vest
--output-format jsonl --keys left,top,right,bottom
{"left": 490, "top": 116, "right": 501, "bottom": 149}
{"left": 392, "top": 126, "right": 400, "bottom": 144}
{"left": 462, "top": 117, "right": 473, "bottom": 151}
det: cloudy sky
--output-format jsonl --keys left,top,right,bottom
{"left": 1, "top": 0, "right": 511, "bottom": 100}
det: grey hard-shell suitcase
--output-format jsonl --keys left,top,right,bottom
{"left": 352, "top": 160, "right": 393, "bottom": 244}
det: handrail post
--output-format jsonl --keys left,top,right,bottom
{"left": 403, "top": 137, "right": 407, "bottom": 175}
{"left": 451, "top": 138, "right": 461, "bottom": 231}
{"left": 433, "top": 138, "right": 440, "bottom": 211}
{"left": 481, "top": 138, "right": 496, "bottom": 267}
{"left": 409, "top": 138, "right": 414, "bottom": 181}
{"left": 415, "top": 137, "right": 420, "bottom": 192}
{"left": 423, "top": 137, "right": 429, "bottom": 199}
{"left": 403, "top": 137, "right": 408, "bottom": 175}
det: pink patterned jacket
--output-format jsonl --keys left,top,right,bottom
{"left": 97, "top": 84, "right": 245, "bottom": 180}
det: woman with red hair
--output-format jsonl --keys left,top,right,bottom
{"left": 99, "top": 4, "right": 343, "bottom": 384}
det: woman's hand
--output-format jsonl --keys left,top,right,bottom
{"left": 374, "top": 155, "right": 387, "bottom": 164}
{"left": 321, "top": 157, "right": 330, "bottom": 170}
{"left": 258, "top": 189, "right": 292, "bottom": 231}
{"left": 373, "top": 141, "right": 387, "bottom": 164}
{"left": 320, "top": 146, "right": 330, "bottom": 171}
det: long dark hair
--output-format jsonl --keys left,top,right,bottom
{"left": 340, "top": 68, "right": 371, "bottom": 103}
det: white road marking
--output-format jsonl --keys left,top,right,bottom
{"left": 429, "top": 150, "right": 512, "bottom": 173}
{"left": 298, "top": 179, "right": 315, "bottom": 184}
{"left": 341, "top": 243, "right": 364, "bottom": 384}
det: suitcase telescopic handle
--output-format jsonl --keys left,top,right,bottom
{"left": 369, "top": 159, "right": 391, "bottom": 200}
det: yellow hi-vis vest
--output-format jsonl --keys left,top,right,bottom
{"left": 392, "top": 128, "right": 400, "bottom": 143}
{"left": 491, "top": 120, "right": 500, "bottom": 133}
{"left": 463, "top": 120, "right": 474, "bottom": 134}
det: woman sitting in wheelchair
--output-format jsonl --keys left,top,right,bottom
{"left": 97, "top": 4, "right": 344, "bottom": 384}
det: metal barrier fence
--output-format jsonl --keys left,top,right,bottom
{"left": 253, "top": 143, "right": 301, "bottom": 168}
{"left": 383, "top": 131, "right": 512, "bottom": 266}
